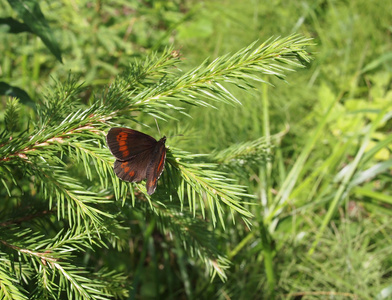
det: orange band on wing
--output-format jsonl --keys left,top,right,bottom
{"left": 116, "top": 132, "right": 130, "bottom": 158}
{"left": 121, "top": 162, "right": 130, "bottom": 173}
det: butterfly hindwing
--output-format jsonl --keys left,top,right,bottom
{"left": 146, "top": 137, "right": 167, "bottom": 195}
{"left": 114, "top": 157, "right": 148, "bottom": 182}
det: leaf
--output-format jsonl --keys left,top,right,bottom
{"left": 361, "top": 52, "right": 392, "bottom": 74}
{"left": 7, "top": 0, "right": 63, "bottom": 62}
{"left": 0, "top": 82, "right": 35, "bottom": 109}
{"left": 0, "top": 17, "right": 32, "bottom": 33}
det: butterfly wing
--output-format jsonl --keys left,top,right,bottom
{"left": 107, "top": 127, "right": 157, "bottom": 161}
{"left": 107, "top": 128, "right": 167, "bottom": 194}
{"left": 113, "top": 151, "right": 153, "bottom": 183}
{"left": 146, "top": 137, "right": 167, "bottom": 195}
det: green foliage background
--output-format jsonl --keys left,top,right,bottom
{"left": 1, "top": 0, "right": 392, "bottom": 299}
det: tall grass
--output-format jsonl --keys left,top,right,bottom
{"left": 178, "top": 0, "right": 392, "bottom": 298}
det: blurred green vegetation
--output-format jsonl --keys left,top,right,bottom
{"left": 1, "top": 0, "right": 391, "bottom": 299}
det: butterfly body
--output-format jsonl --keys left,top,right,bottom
{"left": 106, "top": 128, "right": 167, "bottom": 195}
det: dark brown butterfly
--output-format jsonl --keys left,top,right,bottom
{"left": 106, "top": 128, "right": 167, "bottom": 195}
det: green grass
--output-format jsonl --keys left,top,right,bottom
{"left": 1, "top": 0, "right": 391, "bottom": 299}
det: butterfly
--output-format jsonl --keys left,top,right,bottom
{"left": 106, "top": 127, "right": 167, "bottom": 195}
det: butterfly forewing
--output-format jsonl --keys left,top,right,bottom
{"left": 146, "top": 137, "right": 167, "bottom": 195}
{"left": 107, "top": 127, "right": 157, "bottom": 161}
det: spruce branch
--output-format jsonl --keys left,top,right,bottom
{"left": 0, "top": 34, "right": 313, "bottom": 296}
{"left": 211, "top": 136, "right": 272, "bottom": 165}
{"left": 165, "top": 148, "right": 253, "bottom": 228}
{"left": 4, "top": 98, "right": 20, "bottom": 133}
{"left": 1, "top": 106, "right": 114, "bottom": 228}
{"left": 134, "top": 198, "right": 231, "bottom": 280}
{"left": 0, "top": 261, "right": 28, "bottom": 300}
{"left": 154, "top": 204, "right": 231, "bottom": 280}
{"left": 210, "top": 127, "right": 289, "bottom": 177}
{"left": 123, "top": 46, "right": 183, "bottom": 92}
{"left": 0, "top": 34, "right": 311, "bottom": 240}
{"left": 101, "top": 34, "right": 313, "bottom": 120}
{"left": 4, "top": 156, "right": 112, "bottom": 228}
{"left": 36, "top": 76, "right": 87, "bottom": 126}
{"left": 0, "top": 226, "right": 127, "bottom": 299}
